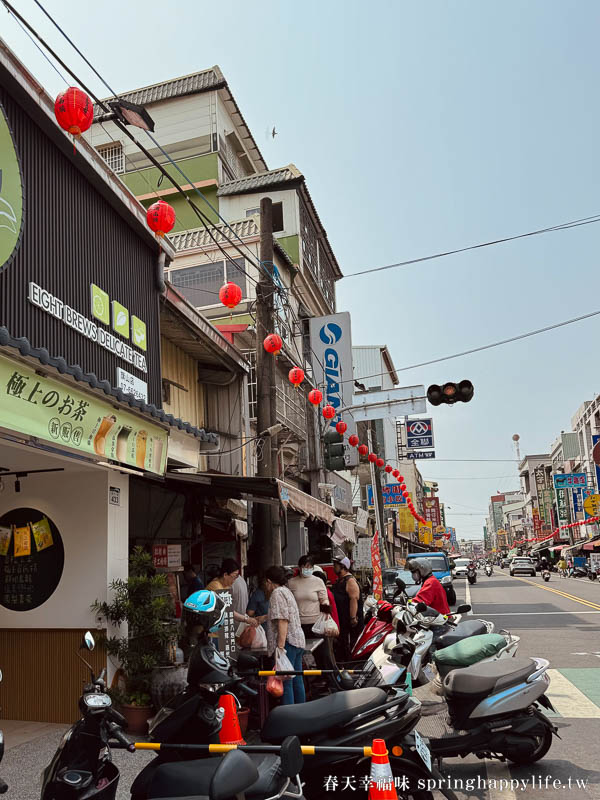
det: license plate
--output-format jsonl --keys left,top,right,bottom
{"left": 413, "top": 729, "right": 432, "bottom": 772}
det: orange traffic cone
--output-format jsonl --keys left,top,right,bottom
{"left": 368, "top": 739, "right": 398, "bottom": 800}
{"left": 217, "top": 694, "right": 246, "bottom": 745}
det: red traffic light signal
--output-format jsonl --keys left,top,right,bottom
{"left": 427, "top": 380, "right": 474, "bottom": 406}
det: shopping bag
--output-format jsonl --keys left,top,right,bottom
{"left": 312, "top": 613, "right": 339, "bottom": 638}
{"left": 251, "top": 624, "right": 267, "bottom": 650}
{"left": 266, "top": 675, "right": 284, "bottom": 697}
{"left": 237, "top": 623, "right": 256, "bottom": 648}
{"left": 275, "top": 646, "right": 294, "bottom": 676}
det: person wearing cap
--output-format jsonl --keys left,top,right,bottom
{"left": 332, "top": 557, "right": 363, "bottom": 659}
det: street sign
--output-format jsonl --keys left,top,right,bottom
{"left": 584, "top": 494, "right": 600, "bottom": 517}
{"left": 406, "top": 451, "right": 435, "bottom": 460}
{"left": 406, "top": 418, "right": 434, "bottom": 450}
{"left": 553, "top": 473, "right": 587, "bottom": 489}
{"left": 367, "top": 484, "right": 409, "bottom": 509}
{"left": 350, "top": 385, "right": 426, "bottom": 422}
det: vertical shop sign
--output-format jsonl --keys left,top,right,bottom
{"left": 371, "top": 534, "right": 382, "bottom": 600}
{"left": 216, "top": 590, "right": 237, "bottom": 660}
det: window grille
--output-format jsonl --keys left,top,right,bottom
{"left": 97, "top": 143, "right": 124, "bottom": 174}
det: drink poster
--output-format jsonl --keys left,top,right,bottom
{"left": 0, "top": 508, "right": 64, "bottom": 611}
{"left": 371, "top": 534, "right": 383, "bottom": 600}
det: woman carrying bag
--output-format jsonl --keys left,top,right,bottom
{"left": 265, "top": 565, "right": 306, "bottom": 705}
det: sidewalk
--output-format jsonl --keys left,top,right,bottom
{"left": 0, "top": 720, "right": 153, "bottom": 799}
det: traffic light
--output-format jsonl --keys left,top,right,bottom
{"left": 324, "top": 430, "right": 345, "bottom": 471}
{"left": 427, "top": 380, "right": 474, "bottom": 406}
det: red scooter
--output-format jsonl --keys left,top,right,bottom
{"left": 349, "top": 600, "right": 395, "bottom": 661}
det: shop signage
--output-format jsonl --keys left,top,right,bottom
{"left": 116, "top": 368, "right": 148, "bottom": 403}
{"left": 308, "top": 312, "right": 358, "bottom": 467}
{"left": 0, "top": 508, "right": 64, "bottom": 611}
{"left": 419, "top": 522, "right": 433, "bottom": 545}
{"left": 397, "top": 506, "right": 415, "bottom": 535}
{"left": 406, "top": 419, "right": 434, "bottom": 450}
{"left": 406, "top": 451, "right": 435, "bottom": 460}
{"left": 423, "top": 497, "right": 441, "bottom": 527}
{"left": 556, "top": 488, "right": 570, "bottom": 530}
{"left": 152, "top": 544, "right": 182, "bottom": 569}
{"left": 371, "top": 534, "right": 383, "bottom": 599}
{"left": 355, "top": 507, "right": 369, "bottom": 532}
{"left": 28, "top": 282, "right": 148, "bottom": 373}
{"left": 0, "top": 354, "right": 168, "bottom": 474}
{"left": 584, "top": 494, "right": 600, "bottom": 517}
{"left": 353, "top": 536, "right": 372, "bottom": 568}
{"left": 553, "top": 473, "right": 587, "bottom": 489}
{"left": 367, "top": 483, "right": 408, "bottom": 509}
{"left": 109, "top": 486, "right": 121, "bottom": 506}
{"left": 215, "top": 590, "right": 237, "bottom": 660}
{"left": 0, "top": 102, "right": 24, "bottom": 272}
{"left": 328, "top": 471, "right": 353, "bottom": 515}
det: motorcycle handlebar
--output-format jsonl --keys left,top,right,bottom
{"left": 106, "top": 722, "right": 135, "bottom": 753}
{"left": 107, "top": 707, "right": 128, "bottom": 729}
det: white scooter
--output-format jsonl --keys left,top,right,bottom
{"left": 485, "top": 564, "right": 493, "bottom": 577}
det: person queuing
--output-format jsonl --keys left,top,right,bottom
{"left": 265, "top": 565, "right": 306, "bottom": 705}
{"left": 206, "top": 559, "right": 258, "bottom": 628}
{"left": 332, "top": 557, "right": 363, "bottom": 660}
{"left": 288, "top": 555, "right": 336, "bottom": 670}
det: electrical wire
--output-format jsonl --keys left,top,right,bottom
{"left": 345, "top": 214, "right": 600, "bottom": 278}
{"left": 337, "top": 306, "right": 600, "bottom": 387}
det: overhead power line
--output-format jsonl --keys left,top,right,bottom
{"left": 345, "top": 214, "right": 600, "bottom": 278}
{"left": 344, "top": 306, "right": 600, "bottom": 386}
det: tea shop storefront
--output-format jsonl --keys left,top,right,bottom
{"left": 0, "top": 40, "right": 206, "bottom": 723}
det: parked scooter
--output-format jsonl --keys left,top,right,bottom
{"left": 41, "top": 633, "right": 304, "bottom": 800}
{"left": 467, "top": 563, "right": 477, "bottom": 585}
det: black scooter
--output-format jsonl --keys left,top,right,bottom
{"left": 467, "top": 564, "right": 477, "bottom": 585}
{"left": 131, "top": 634, "right": 457, "bottom": 800}
{"left": 40, "top": 633, "right": 304, "bottom": 800}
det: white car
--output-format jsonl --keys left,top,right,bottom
{"left": 510, "top": 557, "right": 536, "bottom": 577}
{"left": 453, "top": 558, "right": 471, "bottom": 577}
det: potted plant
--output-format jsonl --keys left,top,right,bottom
{"left": 92, "top": 546, "right": 178, "bottom": 734}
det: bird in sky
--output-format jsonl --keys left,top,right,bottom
{"left": 271, "top": 126, "right": 278, "bottom": 139}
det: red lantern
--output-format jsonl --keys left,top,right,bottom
{"left": 368, "top": 453, "right": 378, "bottom": 464}
{"left": 54, "top": 87, "right": 94, "bottom": 136}
{"left": 392, "top": 469, "right": 400, "bottom": 478}
{"left": 308, "top": 389, "right": 323, "bottom": 405}
{"left": 288, "top": 367, "right": 304, "bottom": 388}
{"left": 376, "top": 458, "right": 385, "bottom": 468}
{"left": 402, "top": 490, "right": 409, "bottom": 499}
{"left": 264, "top": 333, "right": 283, "bottom": 355}
{"left": 336, "top": 421, "right": 348, "bottom": 434}
{"left": 385, "top": 465, "right": 393, "bottom": 474}
{"left": 400, "top": 483, "right": 407, "bottom": 492}
{"left": 348, "top": 434, "right": 359, "bottom": 447}
{"left": 219, "top": 282, "right": 243, "bottom": 310}
{"left": 323, "top": 405, "right": 336, "bottom": 420}
{"left": 146, "top": 200, "right": 176, "bottom": 238}
{"left": 358, "top": 444, "right": 368, "bottom": 456}
{"left": 398, "top": 475, "right": 404, "bottom": 483}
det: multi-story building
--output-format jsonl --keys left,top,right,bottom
{"left": 519, "top": 455, "right": 553, "bottom": 536}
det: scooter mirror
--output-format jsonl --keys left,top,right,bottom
{"left": 456, "top": 604, "right": 471, "bottom": 614}
{"left": 395, "top": 578, "right": 406, "bottom": 591}
{"left": 82, "top": 631, "right": 95, "bottom": 651}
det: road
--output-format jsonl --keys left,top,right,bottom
{"left": 434, "top": 567, "right": 600, "bottom": 799}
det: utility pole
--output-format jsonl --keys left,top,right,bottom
{"left": 367, "top": 423, "right": 387, "bottom": 565}
{"left": 254, "top": 197, "right": 282, "bottom": 566}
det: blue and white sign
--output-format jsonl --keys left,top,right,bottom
{"left": 406, "top": 418, "right": 434, "bottom": 450}
{"left": 573, "top": 488, "right": 583, "bottom": 514}
{"left": 309, "top": 312, "right": 358, "bottom": 467}
{"left": 553, "top": 473, "right": 587, "bottom": 490}
{"left": 367, "top": 483, "right": 408, "bottom": 508}
{"left": 406, "top": 451, "right": 436, "bottom": 460}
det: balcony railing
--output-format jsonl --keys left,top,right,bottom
{"left": 275, "top": 382, "right": 307, "bottom": 439}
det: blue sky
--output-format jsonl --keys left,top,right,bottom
{"left": 5, "top": 1, "right": 600, "bottom": 538}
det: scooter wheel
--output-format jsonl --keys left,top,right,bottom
{"left": 502, "top": 728, "right": 553, "bottom": 765}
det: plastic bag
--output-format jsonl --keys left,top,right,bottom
{"left": 275, "top": 646, "right": 294, "bottom": 675}
{"left": 311, "top": 613, "right": 339, "bottom": 638}
{"left": 266, "top": 675, "right": 284, "bottom": 697}
{"left": 251, "top": 624, "right": 267, "bottom": 650}
{"left": 237, "top": 623, "right": 256, "bottom": 649}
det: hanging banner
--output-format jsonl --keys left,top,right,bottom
{"left": 371, "top": 533, "right": 383, "bottom": 600}
{"left": 397, "top": 506, "right": 415, "bottom": 535}
{"left": 0, "top": 354, "right": 168, "bottom": 475}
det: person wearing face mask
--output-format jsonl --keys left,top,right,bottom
{"left": 288, "top": 555, "right": 332, "bottom": 671}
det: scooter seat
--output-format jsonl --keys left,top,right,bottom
{"left": 444, "top": 657, "right": 537, "bottom": 698}
{"left": 435, "top": 619, "right": 487, "bottom": 649}
{"left": 146, "top": 754, "right": 281, "bottom": 800}
{"left": 262, "top": 687, "right": 387, "bottom": 743}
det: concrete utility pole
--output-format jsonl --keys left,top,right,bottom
{"left": 254, "top": 197, "right": 282, "bottom": 566}
{"left": 368, "top": 422, "right": 388, "bottom": 565}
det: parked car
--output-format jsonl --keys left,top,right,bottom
{"left": 453, "top": 557, "right": 472, "bottom": 577}
{"left": 510, "top": 557, "right": 536, "bottom": 577}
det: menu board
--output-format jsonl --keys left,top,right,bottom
{"left": 215, "top": 590, "right": 237, "bottom": 660}
{"left": 0, "top": 508, "right": 64, "bottom": 611}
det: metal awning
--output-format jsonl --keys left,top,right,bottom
{"left": 329, "top": 517, "right": 356, "bottom": 545}
{"left": 162, "top": 472, "right": 335, "bottom": 526}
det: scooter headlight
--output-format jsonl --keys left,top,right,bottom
{"left": 440, "top": 575, "right": 452, "bottom": 585}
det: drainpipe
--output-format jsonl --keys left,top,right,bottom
{"left": 156, "top": 251, "right": 166, "bottom": 292}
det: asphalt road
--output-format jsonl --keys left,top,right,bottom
{"left": 437, "top": 567, "right": 600, "bottom": 800}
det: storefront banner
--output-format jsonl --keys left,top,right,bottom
{"left": 397, "top": 507, "right": 415, "bottom": 535}
{"left": 0, "top": 355, "right": 167, "bottom": 474}
{"left": 371, "top": 534, "right": 383, "bottom": 600}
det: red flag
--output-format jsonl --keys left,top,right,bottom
{"left": 371, "top": 534, "right": 383, "bottom": 600}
